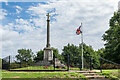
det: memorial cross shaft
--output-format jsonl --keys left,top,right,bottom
{"left": 46, "top": 13, "right": 50, "bottom": 48}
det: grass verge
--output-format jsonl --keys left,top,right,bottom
{"left": 2, "top": 71, "right": 87, "bottom": 79}
{"left": 98, "top": 69, "right": 120, "bottom": 80}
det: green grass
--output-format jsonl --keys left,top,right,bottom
{"left": 98, "top": 69, "right": 120, "bottom": 80}
{"left": 10, "top": 66, "right": 67, "bottom": 70}
{"left": 11, "top": 66, "right": 56, "bottom": 70}
{"left": 2, "top": 71, "right": 86, "bottom": 79}
{"left": 69, "top": 67, "right": 80, "bottom": 71}
{"left": 0, "top": 70, "right": 2, "bottom": 80}
{"left": 2, "top": 69, "right": 120, "bottom": 79}
{"left": 10, "top": 66, "right": 81, "bottom": 71}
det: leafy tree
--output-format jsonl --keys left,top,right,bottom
{"left": 62, "top": 43, "right": 80, "bottom": 67}
{"left": 95, "top": 48, "right": 105, "bottom": 58}
{"left": 94, "top": 48, "right": 105, "bottom": 68}
{"left": 52, "top": 48, "right": 63, "bottom": 61}
{"left": 102, "top": 10, "right": 120, "bottom": 63}
{"left": 16, "top": 49, "right": 34, "bottom": 65}
{"left": 34, "top": 50, "right": 44, "bottom": 62}
{"left": 62, "top": 43, "right": 101, "bottom": 68}
{"left": 79, "top": 43, "right": 100, "bottom": 68}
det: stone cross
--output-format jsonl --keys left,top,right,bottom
{"left": 43, "top": 13, "right": 53, "bottom": 61}
{"left": 46, "top": 13, "right": 50, "bottom": 48}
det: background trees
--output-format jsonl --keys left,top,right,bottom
{"left": 102, "top": 10, "right": 120, "bottom": 63}
{"left": 62, "top": 44, "right": 80, "bottom": 66}
{"left": 34, "top": 50, "right": 44, "bottom": 62}
{"left": 61, "top": 43, "right": 101, "bottom": 68}
{"left": 16, "top": 49, "right": 34, "bottom": 65}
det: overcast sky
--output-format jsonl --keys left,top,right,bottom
{"left": 0, "top": 0, "right": 120, "bottom": 58}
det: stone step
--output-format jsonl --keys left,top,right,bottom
{"left": 86, "top": 76, "right": 105, "bottom": 79}
{"left": 82, "top": 73, "right": 100, "bottom": 76}
{"left": 76, "top": 70, "right": 107, "bottom": 79}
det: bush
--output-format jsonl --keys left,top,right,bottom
{"left": 101, "top": 63, "right": 120, "bottom": 69}
{"left": 10, "top": 63, "right": 20, "bottom": 69}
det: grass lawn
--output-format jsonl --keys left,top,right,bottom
{"left": 10, "top": 66, "right": 64, "bottom": 70}
{"left": 2, "top": 71, "right": 86, "bottom": 79}
{"left": 10, "top": 66, "right": 80, "bottom": 71}
{"left": 3, "top": 67, "right": 120, "bottom": 79}
{"left": 99, "top": 69, "right": 120, "bottom": 79}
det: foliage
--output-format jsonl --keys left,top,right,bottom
{"left": 102, "top": 10, "right": 120, "bottom": 63}
{"left": 34, "top": 50, "right": 44, "bottom": 62}
{"left": 16, "top": 49, "right": 34, "bottom": 65}
{"left": 62, "top": 43, "right": 80, "bottom": 67}
{"left": 101, "top": 63, "right": 120, "bottom": 69}
{"left": 10, "top": 63, "right": 20, "bottom": 69}
{"left": 62, "top": 43, "right": 101, "bottom": 68}
{"left": 52, "top": 48, "right": 63, "bottom": 60}
{"left": 94, "top": 48, "right": 105, "bottom": 68}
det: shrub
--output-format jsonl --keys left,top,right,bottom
{"left": 10, "top": 63, "right": 20, "bottom": 69}
{"left": 101, "top": 63, "right": 120, "bottom": 69}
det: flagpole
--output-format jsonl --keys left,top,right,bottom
{"left": 81, "top": 23, "right": 84, "bottom": 69}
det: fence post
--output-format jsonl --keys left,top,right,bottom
{"left": 8, "top": 55, "right": 10, "bottom": 71}
{"left": 53, "top": 53, "right": 55, "bottom": 70}
{"left": 20, "top": 61, "right": 22, "bottom": 68}
{"left": 100, "top": 58, "right": 102, "bottom": 73}
{"left": 67, "top": 55, "right": 69, "bottom": 71}
{"left": 90, "top": 56, "right": 92, "bottom": 70}
{"left": 79, "top": 56, "right": 82, "bottom": 70}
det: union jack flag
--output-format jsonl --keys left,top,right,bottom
{"left": 76, "top": 25, "right": 82, "bottom": 35}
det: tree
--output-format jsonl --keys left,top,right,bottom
{"left": 16, "top": 49, "right": 34, "bottom": 65}
{"left": 95, "top": 48, "right": 105, "bottom": 58}
{"left": 62, "top": 43, "right": 80, "bottom": 67}
{"left": 102, "top": 10, "right": 120, "bottom": 63}
{"left": 94, "top": 48, "right": 105, "bottom": 68}
{"left": 62, "top": 43, "right": 101, "bottom": 68}
{"left": 34, "top": 50, "right": 44, "bottom": 62}
{"left": 52, "top": 48, "right": 63, "bottom": 60}
{"left": 79, "top": 43, "right": 100, "bottom": 68}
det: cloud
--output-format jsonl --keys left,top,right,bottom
{"left": 15, "top": 6, "right": 23, "bottom": 14}
{"left": 1, "top": 24, "right": 46, "bottom": 57}
{"left": 16, "top": 6, "right": 22, "bottom": 10}
{"left": 26, "top": 0, "right": 115, "bottom": 51}
{"left": 0, "top": 9, "right": 8, "bottom": 20}
{"left": 0, "top": 0, "right": 7, "bottom": 2}
{"left": 0, "top": 27, "right": 3, "bottom": 58}
{"left": 1, "top": 0, "right": 119, "bottom": 58}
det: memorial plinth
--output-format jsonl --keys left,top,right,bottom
{"left": 44, "top": 47, "right": 53, "bottom": 61}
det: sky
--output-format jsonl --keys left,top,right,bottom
{"left": 0, "top": 0, "right": 120, "bottom": 58}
